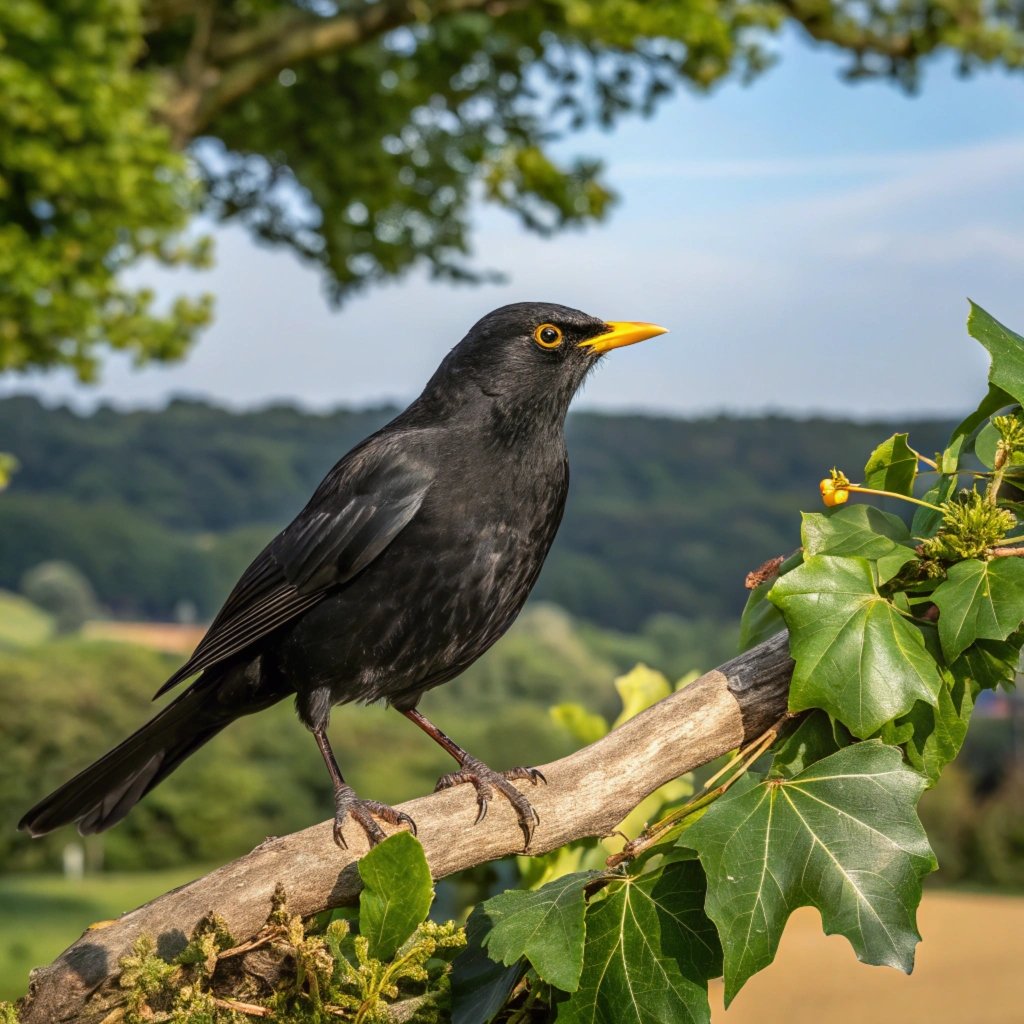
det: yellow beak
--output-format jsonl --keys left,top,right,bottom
{"left": 578, "top": 320, "right": 669, "bottom": 355}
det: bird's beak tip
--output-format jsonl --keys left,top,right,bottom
{"left": 579, "top": 321, "right": 669, "bottom": 355}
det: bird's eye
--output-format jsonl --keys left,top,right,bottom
{"left": 533, "top": 324, "right": 563, "bottom": 349}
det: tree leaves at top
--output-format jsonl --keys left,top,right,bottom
{"left": 0, "top": 1, "right": 211, "bottom": 380}
{"left": 684, "top": 742, "right": 936, "bottom": 1005}
{"left": 968, "top": 303, "right": 1024, "bottom": 410}
{"left": 10, "top": 5, "right": 1024, "bottom": 377}
{"left": 769, "top": 555, "right": 942, "bottom": 736}
{"left": 931, "top": 557, "right": 1024, "bottom": 662}
{"left": 863, "top": 433, "right": 918, "bottom": 496}
{"left": 555, "top": 860, "right": 721, "bottom": 1024}
{"left": 357, "top": 831, "right": 434, "bottom": 961}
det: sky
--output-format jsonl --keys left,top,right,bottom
{"left": 7, "top": 30, "right": 1024, "bottom": 420}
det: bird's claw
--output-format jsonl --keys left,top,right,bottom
{"left": 333, "top": 792, "right": 416, "bottom": 849}
{"left": 434, "top": 758, "right": 545, "bottom": 849}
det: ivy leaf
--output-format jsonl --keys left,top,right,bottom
{"left": 952, "top": 634, "right": 1022, "bottom": 691}
{"left": 968, "top": 302, "right": 1024, "bottom": 408}
{"left": 452, "top": 910, "right": 528, "bottom": 1024}
{"left": 912, "top": 474, "right": 958, "bottom": 538}
{"left": 940, "top": 382, "right": 1013, "bottom": 473}
{"left": 770, "top": 556, "right": 943, "bottom": 736}
{"left": 684, "top": 742, "right": 936, "bottom": 1005}
{"left": 863, "top": 433, "right": 918, "bottom": 496}
{"left": 931, "top": 558, "right": 1024, "bottom": 662}
{"left": 478, "top": 871, "right": 603, "bottom": 992}
{"left": 801, "top": 506, "right": 916, "bottom": 582}
{"left": 556, "top": 861, "right": 721, "bottom": 1024}
{"left": 769, "top": 711, "right": 849, "bottom": 779}
{"left": 879, "top": 671, "right": 976, "bottom": 785}
{"left": 739, "top": 551, "right": 801, "bottom": 652}
{"left": 358, "top": 832, "right": 434, "bottom": 961}
{"left": 974, "top": 419, "right": 1024, "bottom": 471}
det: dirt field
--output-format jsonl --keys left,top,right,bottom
{"left": 81, "top": 621, "right": 206, "bottom": 654}
{"left": 711, "top": 890, "right": 1024, "bottom": 1024}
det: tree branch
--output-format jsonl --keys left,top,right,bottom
{"left": 17, "top": 631, "right": 793, "bottom": 1024}
{"left": 161, "top": 0, "right": 529, "bottom": 141}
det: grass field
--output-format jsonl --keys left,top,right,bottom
{"left": 711, "top": 890, "right": 1024, "bottom": 1024}
{"left": 0, "top": 867, "right": 210, "bottom": 1001}
{"left": 0, "top": 592, "right": 51, "bottom": 649}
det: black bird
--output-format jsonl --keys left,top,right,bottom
{"left": 19, "top": 303, "right": 667, "bottom": 848}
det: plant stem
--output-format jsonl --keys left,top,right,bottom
{"left": 847, "top": 485, "right": 942, "bottom": 511}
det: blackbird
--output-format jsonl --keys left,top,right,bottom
{"left": 19, "top": 303, "right": 667, "bottom": 848}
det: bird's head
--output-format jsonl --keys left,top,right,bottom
{"left": 422, "top": 302, "right": 667, "bottom": 434}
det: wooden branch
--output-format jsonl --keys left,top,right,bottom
{"left": 18, "top": 632, "right": 793, "bottom": 1024}
{"left": 163, "top": 0, "right": 528, "bottom": 141}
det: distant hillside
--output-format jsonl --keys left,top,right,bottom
{"left": 0, "top": 395, "right": 953, "bottom": 629}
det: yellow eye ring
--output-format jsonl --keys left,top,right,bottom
{"left": 534, "top": 323, "right": 563, "bottom": 349}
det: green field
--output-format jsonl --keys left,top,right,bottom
{"left": 0, "top": 867, "right": 210, "bottom": 1001}
{"left": 0, "top": 591, "right": 51, "bottom": 649}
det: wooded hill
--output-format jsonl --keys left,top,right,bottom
{"left": 0, "top": 395, "right": 952, "bottom": 630}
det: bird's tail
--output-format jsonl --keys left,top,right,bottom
{"left": 18, "top": 662, "right": 285, "bottom": 837}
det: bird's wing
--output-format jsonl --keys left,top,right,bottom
{"left": 154, "top": 442, "right": 433, "bottom": 697}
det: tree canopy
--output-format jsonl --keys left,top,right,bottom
{"left": 2, "top": 0, "right": 1024, "bottom": 378}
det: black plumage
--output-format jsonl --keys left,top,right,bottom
{"left": 19, "top": 302, "right": 667, "bottom": 848}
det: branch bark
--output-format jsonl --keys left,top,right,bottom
{"left": 157, "top": 0, "right": 529, "bottom": 143}
{"left": 18, "top": 631, "right": 793, "bottom": 1024}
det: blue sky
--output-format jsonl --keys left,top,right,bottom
{"left": 8, "top": 31, "right": 1024, "bottom": 419}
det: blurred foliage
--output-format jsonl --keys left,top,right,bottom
{"left": 0, "top": 1, "right": 211, "bottom": 380}
{"left": 4, "top": 2, "right": 1024, "bottom": 375}
{"left": 0, "top": 397, "right": 953, "bottom": 627}
{"left": 0, "top": 600, "right": 723, "bottom": 873}
{"left": 0, "top": 590, "right": 52, "bottom": 649}
{"left": 19, "top": 560, "right": 98, "bottom": 634}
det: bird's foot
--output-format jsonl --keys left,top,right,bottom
{"left": 434, "top": 757, "right": 546, "bottom": 848}
{"left": 333, "top": 788, "right": 416, "bottom": 849}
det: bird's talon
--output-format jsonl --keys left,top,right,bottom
{"left": 474, "top": 797, "right": 489, "bottom": 825}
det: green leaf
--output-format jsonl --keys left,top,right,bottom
{"left": 478, "top": 871, "right": 603, "bottom": 991}
{"left": 739, "top": 551, "right": 802, "bottom": 652}
{"left": 863, "top": 433, "right": 918, "bottom": 496}
{"left": 912, "top": 474, "right": 958, "bottom": 538}
{"left": 556, "top": 861, "right": 721, "bottom": 1024}
{"left": 684, "top": 742, "right": 936, "bottom": 1004}
{"left": 452, "top": 910, "right": 528, "bottom": 1024}
{"left": 880, "top": 670, "right": 976, "bottom": 785}
{"left": 952, "top": 634, "right": 1022, "bottom": 690}
{"left": 972, "top": 419, "right": 1024, "bottom": 471}
{"left": 801, "top": 505, "right": 916, "bottom": 582}
{"left": 358, "top": 832, "right": 434, "bottom": 961}
{"left": 770, "top": 556, "right": 943, "bottom": 736}
{"left": 931, "top": 558, "right": 1024, "bottom": 662}
{"left": 968, "top": 303, "right": 1024, "bottom": 408}
{"left": 940, "top": 382, "right": 1013, "bottom": 473}
{"left": 769, "top": 711, "right": 848, "bottom": 779}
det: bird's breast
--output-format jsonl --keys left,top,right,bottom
{"left": 279, "top": 449, "right": 568, "bottom": 705}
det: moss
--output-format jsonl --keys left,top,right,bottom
{"left": 114, "top": 888, "right": 465, "bottom": 1022}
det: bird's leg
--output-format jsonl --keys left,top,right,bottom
{"left": 401, "top": 708, "right": 545, "bottom": 847}
{"left": 312, "top": 727, "right": 415, "bottom": 848}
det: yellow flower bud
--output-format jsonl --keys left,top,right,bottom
{"left": 820, "top": 468, "right": 851, "bottom": 507}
